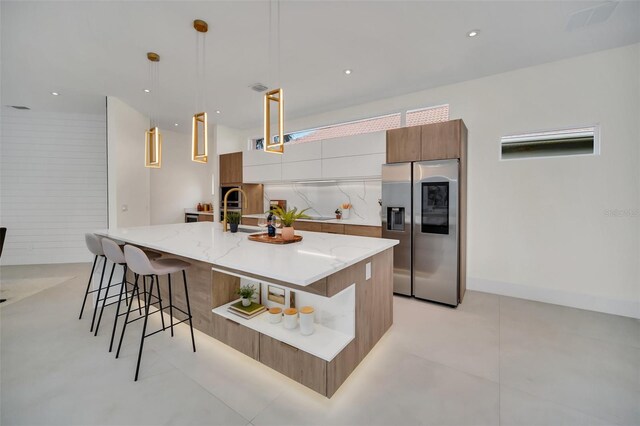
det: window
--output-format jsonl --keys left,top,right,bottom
{"left": 406, "top": 104, "right": 449, "bottom": 127}
{"left": 254, "top": 113, "right": 401, "bottom": 150}
{"left": 500, "top": 126, "right": 599, "bottom": 160}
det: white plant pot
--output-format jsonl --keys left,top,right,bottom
{"left": 241, "top": 297, "right": 251, "bottom": 307}
{"left": 342, "top": 209, "right": 350, "bottom": 219}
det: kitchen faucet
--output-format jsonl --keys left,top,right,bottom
{"left": 222, "top": 188, "right": 248, "bottom": 232}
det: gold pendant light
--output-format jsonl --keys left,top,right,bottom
{"left": 145, "top": 52, "right": 162, "bottom": 168}
{"left": 192, "top": 19, "right": 208, "bottom": 163}
{"left": 264, "top": 0, "right": 285, "bottom": 154}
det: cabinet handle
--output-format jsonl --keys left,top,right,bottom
{"left": 279, "top": 341, "right": 299, "bottom": 352}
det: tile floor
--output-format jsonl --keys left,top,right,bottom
{"left": 1, "top": 263, "right": 638, "bottom": 426}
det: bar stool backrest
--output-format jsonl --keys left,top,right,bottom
{"left": 102, "top": 238, "right": 126, "bottom": 264}
{"left": 124, "top": 245, "right": 155, "bottom": 276}
{"left": 85, "top": 233, "right": 104, "bottom": 256}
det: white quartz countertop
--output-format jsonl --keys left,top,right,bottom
{"left": 242, "top": 213, "right": 381, "bottom": 227}
{"left": 95, "top": 222, "right": 397, "bottom": 287}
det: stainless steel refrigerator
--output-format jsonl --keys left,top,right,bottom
{"left": 382, "top": 160, "right": 461, "bottom": 306}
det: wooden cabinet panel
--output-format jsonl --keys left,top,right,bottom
{"left": 198, "top": 214, "right": 213, "bottom": 222}
{"left": 219, "top": 152, "right": 243, "bottom": 185}
{"left": 241, "top": 184, "right": 264, "bottom": 215}
{"left": 211, "top": 314, "right": 260, "bottom": 360}
{"left": 241, "top": 217, "right": 259, "bottom": 226}
{"left": 421, "top": 120, "right": 461, "bottom": 160}
{"left": 321, "top": 223, "right": 344, "bottom": 234}
{"left": 259, "top": 334, "right": 326, "bottom": 395}
{"left": 386, "top": 126, "right": 421, "bottom": 163}
{"left": 344, "top": 225, "right": 382, "bottom": 238}
{"left": 294, "top": 221, "right": 322, "bottom": 232}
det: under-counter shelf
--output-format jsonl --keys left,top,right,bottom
{"left": 212, "top": 300, "right": 354, "bottom": 362}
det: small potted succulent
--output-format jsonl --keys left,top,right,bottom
{"left": 271, "top": 206, "right": 311, "bottom": 241}
{"left": 340, "top": 203, "right": 352, "bottom": 219}
{"left": 226, "top": 211, "right": 241, "bottom": 233}
{"left": 237, "top": 284, "right": 256, "bottom": 307}
{"left": 335, "top": 208, "right": 342, "bottom": 220}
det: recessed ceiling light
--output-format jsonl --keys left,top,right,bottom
{"left": 143, "top": 89, "right": 150, "bottom": 93}
{"left": 174, "top": 123, "right": 179, "bottom": 127}
{"left": 344, "top": 69, "right": 352, "bottom": 75}
{"left": 215, "top": 110, "right": 221, "bottom": 114}
{"left": 51, "top": 92, "right": 60, "bottom": 96}
{"left": 467, "top": 30, "right": 480, "bottom": 37}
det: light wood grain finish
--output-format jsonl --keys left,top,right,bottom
{"left": 327, "top": 248, "right": 393, "bottom": 397}
{"left": 211, "top": 269, "right": 240, "bottom": 308}
{"left": 421, "top": 119, "right": 462, "bottom": 160}
{"left": 241, "top": 183, "right": 264, "bottom": 215}
{"left": 198, "top": 214, "right": 213, "bottom": 222}
{"left": 241, "top": 217, "right": 259, "bottom": 226}
{"left": 326, "top": 257, "right": 366, "bottom": 297}
{"left": 219, "top": 152, "right": 243, "bottom": 185}
{"left": 344, "top": 225, "right": 382, "bottom": 238}
{"left": 386, "top": 126, "right": 421, "bottom": 163}
{"left": 321, "top": 223, "right": 345, "bottom": 234}
{"left": 294, "top": 221, "right": 322, "bottom": 232}
{"left": 259, "top": 334, "right": 327, "bottom": 395}
{"left": 212, "top": 314, "right": 260, "bottom": 360}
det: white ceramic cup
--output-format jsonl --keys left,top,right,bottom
{"left": 283, "top": 308, "right": 298, "bottom": 330}
{"left": 299, "top": 306, "right": 315, "bottom": 336}
{"left": 268, "top": 307, "right": 282, "bottom": 324}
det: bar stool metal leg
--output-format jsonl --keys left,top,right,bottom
{"left": 182, "top": 270, "right": 196, "bottom": 352}
{"left": 94, "top": 261, "right": 117, "bottom": 336}
{"left": 135, "top": 275, "right": 155, "bottom": 381}
{"left": 79, "top": 255, "right": 98, "bottom": 319}
{"left": 154, "top": 275, "right": 166, "bottom": 331}
{"left": 109, "top": 265, "right": 128, "bottom": 352}
{"left": 167, "top": 274, "right": 174, "bottom": 337}
{"left": 116, "top": 274, "right": 140, "bottom": 359}
{"left": 90, "top": 258, "right": 109, "bottom": 332}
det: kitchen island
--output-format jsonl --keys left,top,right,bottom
{"left": 95, "top": 222, "right": 397, "bottom": 397}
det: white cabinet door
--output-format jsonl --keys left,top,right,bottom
{"left": 321, "top": 132, "right": 386, "bottom": 159}
{"left": 281, "top": 142, "right": 322, "bottom": 163}
{"left": 243, "top": 164, "right": 282, "bottom": 183}
{"left": 244, "top": 149, "right": 283, "bottom": 166}
{"left": 282, "top": 160, "right": 322, "bottom": 181}
{"left": 322, "top": 153, "right": 385, "bottom": 179}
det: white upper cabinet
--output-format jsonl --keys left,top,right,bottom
{"left": 242, "top": 131, "right": 386, "bottom": 183}
{"left": 321, "top": 132, "right": 386, "bottom": 158}
{"left": 243, "top": 148, "right": 282, "bottom": 166}
{"left": 281, "top": 142, "right": 322, "bottom": 163}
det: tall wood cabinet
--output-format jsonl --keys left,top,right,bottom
{"left": 219, "top": 152, "right": 243, "bottom": 185}
{"left": 386, "top": 119, "right": 466, "bottom": 163}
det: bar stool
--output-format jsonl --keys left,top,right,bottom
{"left": 116, "top": 245, "right": 196, "bottom": 381}
{"left": 97, "top": 238, "right": 162, "bottom": 352}
{"left": 79, "top": 233, "right": 110, "bottom": 332}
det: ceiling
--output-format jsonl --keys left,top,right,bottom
{"left": 2, "top": 1, "right": 639, "bottom": 131}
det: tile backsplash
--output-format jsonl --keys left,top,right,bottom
{"left": 263, "top": 180, "right": 382, "bottom": 224}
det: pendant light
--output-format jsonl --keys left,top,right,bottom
{"left": 264, "top": 0, "right": 284, "bottom": 154}
{"left": 192, "top": 19, "right": 208, "bottom": 163}
{"left": 145, "top": 52, "right": 162, "bottom": 168}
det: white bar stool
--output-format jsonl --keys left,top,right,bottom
{"left": 116, "top": 245, "right": 196, "bottom": 381}
{"left": 79, "top": 233, "right": 110, "bottom": 332}
{"left": 97, "top": 238, "right": 162, "bottom": 352}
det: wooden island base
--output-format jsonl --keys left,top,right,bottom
{"left": 139, "top": 248, "right": 393, "bottom": 398}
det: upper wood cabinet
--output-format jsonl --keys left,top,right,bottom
{"left": 386, "top": 126, "right": 421, "bottom": 163}
{"left": 386, "top": 119, "right": 467, "bottom": 163}
{"left": 219, "top": 152, "right": 243, "bottom": 185}
{"left": 421, "top": 119, "right": 464, "bottom": 161}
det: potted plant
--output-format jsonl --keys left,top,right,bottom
{"left": 340, "top": 203, "right": 352, "bottom": 219}
{"left": 271, "top": 206, "right": 311, "bottom": 241}
{"left": 226, "top": 211, "right": 241, "bottom": 233}
{"left": 335, "top": 208, "right": 342, "bottom": 220}
{"left": 237, "top": 284, "right": 256, "bottom": 307}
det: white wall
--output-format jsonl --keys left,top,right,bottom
{"left": 150, "top": 129, "right": 213, "bottom": 225}
{"left": 0, "top": 109, "right": 107, "bottom": 265}
{"left": 106, "top": 97, "right": 150, "bottom": 228}
{"left": 242, "top": 44, "right": 640, "bottom": 318}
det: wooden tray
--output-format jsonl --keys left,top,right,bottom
{"left": 248, "top": 233, "right": 303, "bottom": 244}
